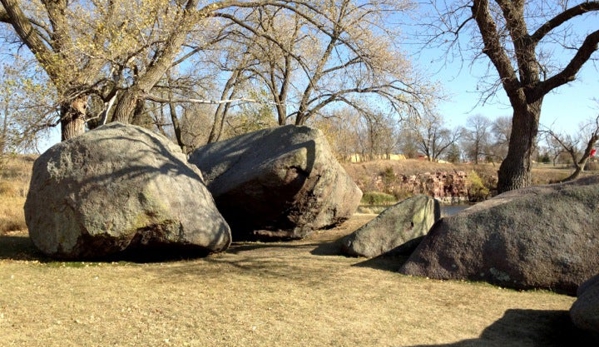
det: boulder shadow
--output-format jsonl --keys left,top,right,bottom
{"left": 0, "top": 234, "right": 47, "bottom": 261}
{"left": 349, "top": 236, "right": 424, "bottom": 271}
{"left": 408, "top": 309, "right": 597, "bottom": 347}
{"left": 350, "top": 251, "right": 410, "bottom": 272}
{"left": 310, "top": 238, "right": 345, "bottom": 256}
{"left": 0, "top": 233, "right": 212, "bottom": 264}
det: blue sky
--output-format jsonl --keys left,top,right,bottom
{"left": 425, "top": 52, "right": 599, "bottom": 134}
{"left": 436, "top": 65, "right": 598, "bottom": 135}
{"left": 401, "top": 3, "right": 599, "bottom": 135}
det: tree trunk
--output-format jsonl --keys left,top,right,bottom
{"left": 497, "top": 100, "right": 542, "bottom": 193}
{"left": 60, "top": 96, "right": 87, "bottom": 141}
{"left": 112, "top": 90, "right": 138, "bottom": 124}
{"left": 131, "top": 98, "right": 151, "bottom": 129}
{"left": 561, "top": 166, "right": 584, "bottom": 183}
{"left": 169, "top": 101, "right": 187, "bottom": 153}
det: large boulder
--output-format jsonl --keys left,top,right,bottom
{"left": 25, "top": 123, "right": 231, "bottom": 259}
{"left": 340, "top": 195, "right": 440, "bottom": 257}
{"left": 189, "top": 125, "right": 362, "bottom": 240}
{"left": 570, "top": 274, "right": 599, "bottom": 339}
{"left": 399, "top": 176, "right": 599, "bottom": 295}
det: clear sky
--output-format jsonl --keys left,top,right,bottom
{"left": 425, "top": 51, "right": 599, "bottom": 134}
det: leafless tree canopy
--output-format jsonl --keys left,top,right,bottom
{"left": 541, "top": 115, "right": 599, "bottom": 181}
{"left": 415, "top": 0, "right": 599, "bottom": 192}
{"left": 0, "top": 0, "right": 440, "bottom": 153}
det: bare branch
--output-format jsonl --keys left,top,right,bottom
{"left": 471, "top": 0, "right": 522, "bottom": 99}
{"left": 536, "top": 30, "right": 599, "bottom": 97}
{"left": 141, "top": 93, "right": 274, "bottom": 106}
{"left": 531, "top": 2, "right": 599, "bottom": 44}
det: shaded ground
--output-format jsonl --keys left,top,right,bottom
{"left": 0, "top": 214, "right": 595, "bottom": 347}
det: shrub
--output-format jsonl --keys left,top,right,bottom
{"left": 391, "top": 189, "right": 414, "bottom": 202}
{"left": 361, "top": 191, "right": 397, "bottom": 206}
{"left": 380, "top": 166, "right": 396, "bottom": 187}
{"left": 585, "top": 161, "right": 599, "bottom": 171}
{"left": 468, "top": 171, "right": 490, "bottom": 202}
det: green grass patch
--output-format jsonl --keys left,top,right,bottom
{"left": 361, "top": 191, "right": 397, "bottom": 205}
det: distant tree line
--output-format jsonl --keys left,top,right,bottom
{"left": 316, "top": 109, "right": 599, "bottom": 174}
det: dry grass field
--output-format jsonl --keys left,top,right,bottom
{"left": 0, "top": 156, "right": 596, "bottom": 346}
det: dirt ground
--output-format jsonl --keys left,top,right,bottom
{"left": 0, "top": 214, "right": 594, "bottom": 347}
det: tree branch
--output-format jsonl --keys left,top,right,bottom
{"left": 0, "top": 0, "right": 56, "bottom": 79}
{"left": 536, "top": 30, "right": 599, "bottom": 97}
{"left": 531, "top": 2, "right": 599, "bottom": 44}
{"left": 471, "top": 0, "right": 522, "bottom": 99}
{"left": 141, "top": 93, "right": 275, "bottom": 106}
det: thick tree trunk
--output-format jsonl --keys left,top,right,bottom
{"left": 112, "top": 90, "right": 138, "bottom": 124}
{"left": 497, "top": 100, "right": 542, "bottom": 193}
{"left": 60, "top": 96, "right": 87, "bottom": 141}
{"left": 561, "top": 166, "right": 584, "bottom": 183}
{"left": 131, "top": 98, "right": 151, "bottom": 129}
{"left": 276, "top": 102, "right": 286, "bottom": 126}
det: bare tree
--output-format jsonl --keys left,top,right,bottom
{"left": 0, "top": 0, "right": 215, "bottom": 139}
{"left": 542, "top": 116, "right": 599, "bottom": 181}
{"left": 0, "top": 57, "right": 54, "bottom": 156}
{"left": 544, "top": 131, "right": 570, "bottom": 166}
{"left": 420, "top": 0, "right": 599, "bottom": 192}
{"left": 224, "top": 0, "right": 440, "bottom": 126}
{"left": 489, "top": 115, "right": 511, "bottom": 163}
{"left": 405, "top": 113, "right": 462, "bottom": 162}
{"left": 5, "top": 0, "right": 413, "bottom": 143}
{"left": 462, "top": 114, "right": 492, "bottom": 164}
{"left": 310, "top": 108, "right": 363, "bottom": 161}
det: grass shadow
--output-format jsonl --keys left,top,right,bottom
{"left": 409, "top": 309, "right": 597, "bottom": 347}
{"left": 351, "top": 252, "right": 410, "bottom": 272}
{"left": 0, "top": 233, "right": 213, "bottom": 264}
{"left": 310, "top": 238, "right": 344, "bottom": 256}
{"left": 0, "top": 234, "right": 47, "bottom": 261}
{"left": 348, "top": 236, "right": 423, "bottom": 271}
{"left": 227, "top": 241, "right": 322, "bottom": 255}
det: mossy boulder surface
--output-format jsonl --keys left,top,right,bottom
{"left": 25, "top": 123, "right": 231, "bottom": 259}
{"left": 340, "top": 195, "right": 440, "bottom": 258}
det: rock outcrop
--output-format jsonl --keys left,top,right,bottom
{"left": 352, "top": 169, "right": 471, "bottom": 204}
{"left": 397, "top": 171, "right": 470, "bottom": 204}
{"left": 340, "top": 195, "right": 440, "bottom": 257}
{"left": 25, "top": 123, "right": 231, "bottom": 259}
{"left": 189, "top": 125, "right": 362, "bottom": 240}
{"left": 399, "top": 176, "right": 599, "bottom": 295}
{"left": 570, "top": 274, "right": 599, "bottom": 339}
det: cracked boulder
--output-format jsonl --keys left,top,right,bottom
{"left": 399, "top": 177, "right": 599, "bottom": 295}
{"left": 25, "top": 123, "right": 231, "bottom": 260}
{"left": 189, "top": 125, "right": 362, "bottom": 240}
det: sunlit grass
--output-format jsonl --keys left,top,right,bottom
{"left": 0, "top": 156, "right": 31, "bottom": 234}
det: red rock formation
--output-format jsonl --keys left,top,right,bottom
{"left": 360, "top": 171, "right": 471, "bottom": 204}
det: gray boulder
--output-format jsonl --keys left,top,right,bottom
{"left": 189, "top": 125, "right": 362, "bottom": 240}
{"left": 25, "top": 123, "right": 231, "bottom": 259}
{"left": 399, "top": 177, "right": 599, "bottom": 295}
{"left": 341, "top": 195, "right": 440, "bottom": 257}
{"left": 570, "top": 274, "right": 599, "bottom": 339}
